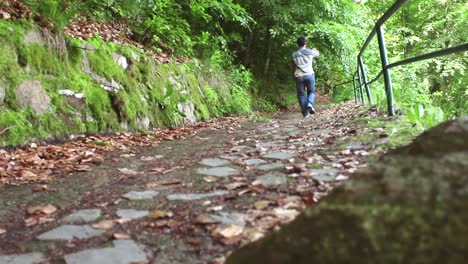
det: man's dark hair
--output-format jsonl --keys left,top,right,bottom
{"left": 297, "top": 36, "right": 307, "bottom": 47}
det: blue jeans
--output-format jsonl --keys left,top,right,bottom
{"left": 295, "top": 74, "right": 316, "bottom": 116}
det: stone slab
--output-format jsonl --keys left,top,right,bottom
{"left": 116, "top": 209, "right": 149, "bottom": 220}
{"left": 167, "top": 191, "right": 229, "bottom": 201}
{"left": 199, "top": 158, "right": 231, "bottom": 167}
{"left": 122, "top": 190, "right": 159, "bottom": 200}
{"left": 262, "top": 152, "right": 295, "bottom": 160}
{"left": 196, "top": 167, "right": 239, "bottom": 177}
{"left": 64, "top": 240, "right": 147, "bottom": 264}
{"left": 311, "top": 168, "right": 340, "bottom": 182}
{"left": 253, "top": 172, "right": 288, "bottom": 187}
{"left": 63, "top": 209, "right": 101, "bottom": 223}
{"left": 244, "top": 159, "right": 267, "bottom": 166}
{"left": 0, "top": 252, "right": 45, "bottom": 264}
{"left": 37, "top": 225, "right": 104, "bottom": 240}
{"left": 256, "top": 163, "right": 284, "bottom": 171}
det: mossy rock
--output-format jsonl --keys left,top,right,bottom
{"left": 227, "top": 117, "right": 468, "bottom": 264}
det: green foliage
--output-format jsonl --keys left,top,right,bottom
{"left": 356, "top": 0, "right": 467, "bottom": 127}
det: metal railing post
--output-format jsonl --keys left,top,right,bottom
{"left": 376, "top": 25, "right": 395, "bottom": 116}
{"left": 357, "top": 68, "right": 365, "bottom": 104}
{"left": 358, "top": 56, "right": 374, "bottom": 105}
{"left": 353, "top": 78, "right": 358, "bottom": 104}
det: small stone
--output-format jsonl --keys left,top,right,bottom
{"left": 199, "top": 158, "right": 231, "bottom": 167}
{"left": 167, "top": 191, "right": 229, "bottom": 201}
{"left": 196, "top": 167, "right": 239, "bottom": 177}
{"left": 64, "top": 240, "right": 147, "bottom": 264}
{"left": 37, "top": 225, "right": 104, "bottom": 240}
{"left": 122, "top": 190, "right": 159, "bottom": 200}
{"left": 63, "top": 209, "right": 101, "bottom": 223}
{"left": 0, "top": 252, "right": 45, "bottom": 264}
{"left": 116, "top": 209, "right": 149, "bottom": 220}
{"left": 262, "top": 152, "right": 295, "bottom": 160}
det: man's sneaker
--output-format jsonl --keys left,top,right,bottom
{"left": 307, "top": 104, "right": 315, "bottom": 114}
{"left": 304, "top": 113, "right": 311, "bottom": 118}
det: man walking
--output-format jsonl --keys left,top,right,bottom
{"left": 292, "top": 36, "right": 319, "bottom": 118}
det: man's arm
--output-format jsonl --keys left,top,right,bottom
{"left": 311, "top": 48, "right": 319, "bottom": 58}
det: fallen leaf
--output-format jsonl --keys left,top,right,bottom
{"left": 24, "top": 217, "right": 38, "bottom": 227}
{"left": 335, "top": 174, "right": 348, "bottom": 181}
{"left": 203, "top": 176, "right": 219, "bottom": 183}
{"left": 118, "top": 168, "right": 139, "bottom": 175}
{"left": 92, "top": 220, "right": 115, "bottom": 229}
{"left": 213, "top": 224, "right": 244, "bottom": 238}
{"left": 155, "top": 220, "right": 183, "bottom": 228}
{"left": 254, "top": 200, "right": 272, "bottom": 210}
{"left": 225, "top": 182, "right": 246, "bottom": 191}
{"left": 272, "top": 208, "right": 300, "bottom": 222}
{"left": 211, "top": 256, "right": 226, "bottom": 264}
{"left": 113, "top": 233, "right": 131, "bottom": 240}
{"left": 257, "top": 218, "right": 280, "bottom": 230}
{"left": 241, "top": 228, "right": 264, "bottom": 244}
{"left": 146, "top": 179, "right": 181, "bottom": 188}
{"left": 162, "top": 166, "right": 184, "bottom": 174}
{"left": 148, "top": 210, "right": 173, "bottom": 219}
{"left": 186, "top": 238, "right": 202, "bottom": 245}
{"left": 32, "top": 184, "right": 48, "bottom": 192}
{"left": 194, "top": 214, "right": 218, "bottom": 224}
{"left": 150, "top": 167, "right": 165, "bottom": 174}
{"left": 21, "top": 170, "right": 38, "bottom": 180}
{"left": 220, "top": 235, "right": 242, "bottom": 245}
{"left": 0, "top": 228, "right": 6, "bottom": 235}
{"left": 27, "top": 204, "right": 57, "bottom": 215}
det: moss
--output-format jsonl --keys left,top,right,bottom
{"left": 25, "top": 44, "right": 66, "bottom": 76}
{"left": 83, "top": 84, "right": 119, "bottom": 131}
{"left": 0, "top": 110, "right": 34, "bottom": 146}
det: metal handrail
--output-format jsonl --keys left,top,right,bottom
{"left": 347, "top": 0, "right": 468, "bottom": 116}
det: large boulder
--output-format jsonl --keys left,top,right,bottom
{"left": 16, "top": 80, "right": 51, "bottom": 115}
{"left": 227, "top": 117, "right": 468, "bottom": 264}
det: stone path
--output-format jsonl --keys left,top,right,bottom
{"left": 0, "top": 104, "right": 382, "bottom": 264}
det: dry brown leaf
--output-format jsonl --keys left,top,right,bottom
{"left": 162, "top": 166, "right": 184, "bottom": 175}
{"left": 148, "top": 210, "right": 173, "bottom": 219}
{"left": 203, "top": 176, "right": 219, "bottom": 183}
{"left": 272, "top": 208, "right": 300, "bottom": 222}
{"left": 155, "top": 220, "right": 183, "bottom": 228}
{"left": 220, "top": 234, "right": 243, "bottom": 245}
{"left": 254, "top": 200, "right": 272, "bottom": 210}
{"left": 257, "top": 218, "right": 280, "bottom": 230}
{"left": 24, "top": 217, "right": 38, "bottom": 227}
{"left": 150, "top": 167, "right": 165, "bottom": 174}
{"left": 113, "top": 233, "right": 131, "bottom": 240}
{"left": 0, "top": 228, "right": 6, "bottom": 235}
{"left": 225, "top": 182, "right": 246, "bottom": 191}
{"left": 27, "top": 204, "right": 57, "bottom": 215}
{"left": 213, "top": 224, "right": 244, "bottom": 238}
{"left": 146, "top": 179, "right": 181, "bottom": 188}
{"left": 241, "top": 228, "right": 265, "bottom": 245}
{"left": 194, "top": 214, "right": 218, "bottom": 224}
{"left": 186, "top": 238, "right": 202, "bottom": 245}
{"left": 21, "top": 170, "right": 38, "bottom": 180}
{"left": 92, "top": 220, "right": 115, "bottom": 230}
{"left": 32, "top": 184, "right": 48, "bottom": 192}
{"left": 118, "top": 168, "right": 139, "bottom": 175}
